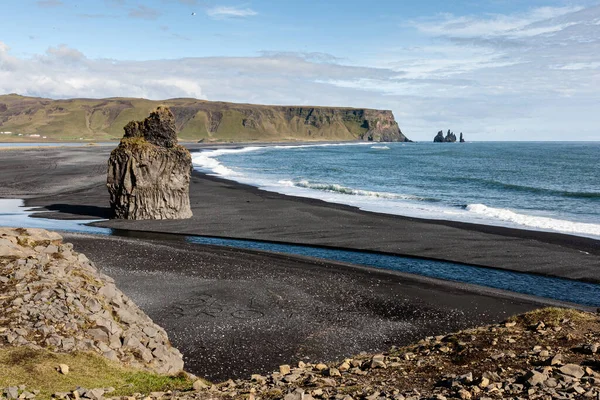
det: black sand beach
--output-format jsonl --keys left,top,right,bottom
{"left": 0, "top": 145, "right": 599, "bottom": 379}
{"left": 5, "top": 145, "right": 599, "bottom": 282}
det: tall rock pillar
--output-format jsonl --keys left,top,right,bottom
{"left": 107, "top": 106, "right": 193, "bottom": 220}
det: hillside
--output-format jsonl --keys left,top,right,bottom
{"left": 0, "top": 94, "right": 409, "bottom": 143}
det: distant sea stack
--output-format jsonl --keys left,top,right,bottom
{"left": 0, "top": 94, "right": 411, "bottom": 143}
{"left": 460, "top": 132, "right": 465, "bottom": 142}
{"left": 434, "top": 129, "right": 460, "bottom": 143}
{"left": 107, "top": 106, "right": 193, "bottom": 220}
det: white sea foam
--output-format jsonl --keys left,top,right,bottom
{"left": 192, "top": 142, "right": 373, "bottom": 177}
{"left": 192, "top": 146, "right": 263, "bottom": 176}
{"left": 466, "top": 204, "right": 600, "bottom": 237}
{"left": 279, "top": 179, "right": 426, "bottom": 200}
{"left": 370, "top": 145, "right": 390, "bottom": 150}
{"left": 191, "top": 143, "right": 600, "bottom": 240}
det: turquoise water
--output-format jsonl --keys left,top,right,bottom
{"left": 193, "top": 142, "right": 600, "bottom": 239}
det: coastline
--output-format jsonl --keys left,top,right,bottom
{"left": 1, "top": 144, "right": 599, "bottom": 379}
{"left": 0, "top": 144, "right": 598, "bottom": 283}
{"left": 58, "top": 231, "right": 567, "bottom": 380}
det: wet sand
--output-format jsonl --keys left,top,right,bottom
{"left": 0, "top": 145, "right": 598, "bottom": 379}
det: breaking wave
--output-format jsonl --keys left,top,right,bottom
{"left": 466, "top": 204, "right": 600, "bottom": 237}
{"left": 192, "top": 142, "right": 373, "bottom": 176}
{"left": 278, "top": 179, "right": 431, "bottom": 201}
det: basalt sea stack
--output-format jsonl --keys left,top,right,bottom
{"left": 434, "top": 129, "right": 458, "bottom": 143}
{"left": 107, "top": 106, "right": 193, "bottom": 220}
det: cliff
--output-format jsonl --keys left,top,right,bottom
{"left": 0, "top": 94, "right": 410, "bottom": 143}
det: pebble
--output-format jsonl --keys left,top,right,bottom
{"left": 58, "top": 364, "right": 70, "bottom": 375}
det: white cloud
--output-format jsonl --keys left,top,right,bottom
{"left": 552, "top": 62, "right": 600, "bottom": 70}
{"left": 1, "top": 3, "right": 600, "bottom": 141}
{"left": 206, "top": 6, "right": 258, "bottom": 19}
{"left": 407, "top": 6, "right": 582, "bottom": 39}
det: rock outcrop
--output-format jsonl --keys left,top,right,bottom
{"left": 460, "top": 132, "right": 465, "bottom": 142}
{"left": 434, "top": 129, "right": 458, "bottom": 143}
{"left": 0, "top": 227, "right": 184, "bottom": 375}
{"left": 0, "top": 94, "right": 411, "bottom": 143}
{"left": 107, "top": 107, "right": 193, "bottom": 220}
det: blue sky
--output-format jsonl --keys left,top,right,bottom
{"left": 1, "top": 0, "right": 600, "bottom": 141}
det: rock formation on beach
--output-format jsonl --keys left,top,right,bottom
{"left": 434, "top": 129, "right": 458, "bottom": 143}
{"left": 107, "top": 107, "right": 193, "bottom": 220}
{"left": 0, "top": 227, "right": 184, "bottom": 375}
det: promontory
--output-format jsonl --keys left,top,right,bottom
{"left": 0, "top": 94, "right": 410, "bottom": 143}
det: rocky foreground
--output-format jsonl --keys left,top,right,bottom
{"left": 0, "top": 227, "right": 184, "bottom": 375}
{"left": 1, "top": 228, "right": 599, "bottom": 400}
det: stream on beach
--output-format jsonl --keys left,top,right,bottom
{"left": 1, "top": 198, "right": 599, "bottom": 308}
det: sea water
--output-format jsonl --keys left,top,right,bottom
{"left": 192, "top": 142, "right": 600, "bottom": 239}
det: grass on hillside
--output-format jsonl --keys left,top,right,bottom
{"left": 508, "top": 306, "right": 596, "bottom": 327}
{"left": 0, "top": 347, "right": 196, "bottom": 399}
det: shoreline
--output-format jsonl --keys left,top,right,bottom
{"left": 90, "top": 170, "right": 600, "bottom": 283}
{"left": 186, "top": 172, "right": 600, "bottom": 256}
{"left": 191, "top": 141, "right": 600, "bottom": 242}
{"left": 58, "top": 231, "right": 565, "bottom": 379}
{"left": 0, "top": 145, "right": 597, "bottom": 282}
{"left": 1, "top": 145, "right": 599, "bottom": 379}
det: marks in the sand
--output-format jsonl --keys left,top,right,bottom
{"left": 167, "top": 292, "right": 265, "bottom": 321}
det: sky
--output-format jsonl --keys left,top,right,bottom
{"left": 1, "top": 0, "right": 600, "bottom": 141}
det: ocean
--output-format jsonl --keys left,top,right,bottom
{"left": 192, "top": 142, "right": 600, "bottom": 240}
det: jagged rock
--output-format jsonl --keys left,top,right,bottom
{"left": 280, "top": 364, "right": 291, "bottom": 375}
{"left": 524, "top": 370, "right": 547, "bottom": 386}
{"left": 370, "top": 354, "right": 386, "bottom": 369}
{"left": 107, "top": 107, "right": 193, "bottom": 220}
{"left": 460, "top": 132, "right": 465, "bottom": 142}
{"left": 433, "top": 129, "right": 458, "bottom": 143}
{"left": 559, "top": 364, "right": 585, "bottom": 379}
{"left": 58, "top": 364, "right": 70, "bottom": 375}
{"left": 0, "top": 228, "right": 184, "bottom": 376}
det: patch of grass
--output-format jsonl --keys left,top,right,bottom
{"left": 0, "top": 347, "right": 195, "bottom": 399}
{"left": 177, "top": 111, "right": 211, "bottom": 140}
{"left": 508, "top": 307, "right": 597, "bottom": 327}
{"left": 118, "top": 136, "right": 153, "bottom": 150}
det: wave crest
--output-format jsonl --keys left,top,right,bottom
{"left": 280, "top": 179, "right": 430, "bottom": 201}
{"left": 466, "top": 203, "right": 600, "bottom": 237}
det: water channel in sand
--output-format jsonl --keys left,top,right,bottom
{"left": 1, "top": 198, "right": 599, "bottom": 307}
